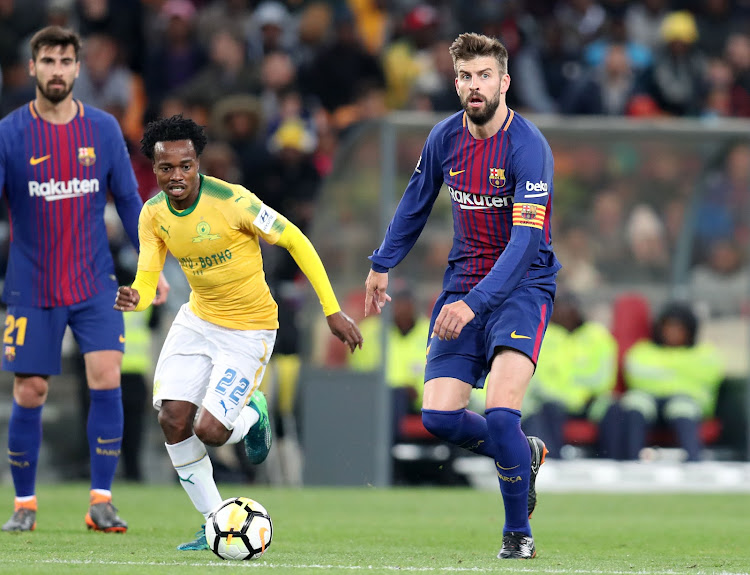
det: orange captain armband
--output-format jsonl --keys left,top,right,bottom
{"left": 512, "top": 203, "right": 546, "bottom": 229}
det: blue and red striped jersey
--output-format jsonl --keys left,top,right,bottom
{"left": 0, "top": 100, "right": 142, "bottom": 307}
{"left": 370, "top": 109, "right": 561, "bottom": 318}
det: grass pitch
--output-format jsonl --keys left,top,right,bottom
{"left": 0, "top": 483, "right": 748, "bottom": 575}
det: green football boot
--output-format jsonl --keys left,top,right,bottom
{"left": 244, "top": 390, "right": 272, "bottom": 465}
{"left": 177, "top": 524, "right": 208, "bottom": 551}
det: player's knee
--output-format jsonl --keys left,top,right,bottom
{"left": 194, "top": 418, "right": 229, "bottom": 447}
{"left": 158, "top": 405, "right": 194, "bottom": 442}
{"left": 13, "top": 375, "right": 48, "bottom": 407}
{"left": 422, "top": 409, "right": 463, "bottom": 443}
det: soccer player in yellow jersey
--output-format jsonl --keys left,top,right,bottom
{"left": 114, "top": 115, "right": 363, "bottom": 550}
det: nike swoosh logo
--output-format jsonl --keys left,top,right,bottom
{"left": 510, "top": 331, "right": 531, "bottom": 339}
{"left": 30, "top": 155, "right": 51, "bottom": 166}
{"left": 259, "top": 527, "right": 269, "bottom": 552}
{"left": 449, "top": 168, "right": 465, "bottom": 176}
{"left": 119, "top": 335, "right": 126, "bottom": 343}
{"left": 497, "top": 463, "right": 520, "bottom": 470}
{"left": 97, "top": 436, "right": 122, "bottom": 444}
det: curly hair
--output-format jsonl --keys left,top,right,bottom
{"left": 140, "top": 115, "right": 208, "bottom": 161}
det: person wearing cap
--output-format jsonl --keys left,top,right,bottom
{"left": 638, "top": 11, "right": 708, "bottom": 116}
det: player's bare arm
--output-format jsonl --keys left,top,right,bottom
{"left": 154, "top": 272, "right": 171, "bottom": 305}
{"left": 114, "top": 286, "right": 140, "bottom": 311}
{"left": 364, "top": 269, "right": 392, "bottom": 317}
{"left": 326, "top": 311, "right": 364, "bottom": 353}
{"left": 432, "top": 300, "right": 475, "bottom": 341}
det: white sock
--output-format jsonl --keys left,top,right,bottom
{"left": 225, "top": 404, "right": 260, "bottom": 445}
{"left": 165, "top": 435, "right": 222, "bottom": 518}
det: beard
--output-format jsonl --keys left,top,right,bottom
{"left": 38, "top": 78, "right": 74, "bottom": 104}
{"left": 461, "top": 89, "right": 501, "bottom": 126}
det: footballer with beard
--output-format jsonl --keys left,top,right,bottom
{"left": 0, "top": 26, "right": 169, "bottom": 534}
{"left": 364, "top": 33, "right": 560, "bottom": 560}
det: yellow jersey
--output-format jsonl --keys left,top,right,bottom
{"left": 136, "top": 175, "right": 311, "bottom": 330}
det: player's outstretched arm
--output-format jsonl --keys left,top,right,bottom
{"left": 364, "top": 269, "right": 392, "bottom": 317}
{"left": 114, "top": 286, "right": 140, "bottom": 312}
{"left": 327, "top": 311, "right": 364, "bottom": 353}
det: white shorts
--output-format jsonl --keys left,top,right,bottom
{"left": 153, "top": 304, "right": 276, "bottom": 430}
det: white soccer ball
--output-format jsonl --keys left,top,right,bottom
{"left": 205, "top": 497, "right": 273, "bottom": 560}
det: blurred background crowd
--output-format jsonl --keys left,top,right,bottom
{"left": 0, "top": 0, "right": 748, "bottom": 485}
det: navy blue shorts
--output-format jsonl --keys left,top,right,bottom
{"left": 2, "top": 280, "right": 125, "bottom": 376}
{"left": 424, "top": 280, "right": 555, "bottom": 388}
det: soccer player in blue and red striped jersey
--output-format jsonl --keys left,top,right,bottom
{"left": 364, "top": 33, "right": 561, "bottom": 559}
{"left": 0, "top": 26, "right": 169, "bottom": 533}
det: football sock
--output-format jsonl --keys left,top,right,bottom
{"left": 226, "top": 405, "right": 260, "bottom": 445}
{"left": 88, "top": 388, "right": 123, "bottom": 491}
{"left": 166, "top": 435, "right": 222, "bottom": 518}
{"left": 14, "top": 495, "right": 37, "bottom": 511}
{"left": 486, "top": 407, "right": 532, "bottom": 536}
{"left": 7, "top": 401, "right": 42, "bottom": 498}
{"left": 421, "top": 408, "right": 496, "bottom": 458}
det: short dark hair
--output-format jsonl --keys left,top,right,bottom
{"left": 449, "top": 32, "right": 508, "bottom": 76}
{"left": 30, "top": 26, "right": 82, "bottom": 61}
{"left": 140, "top": 115, "right": 209, "bottom": 161}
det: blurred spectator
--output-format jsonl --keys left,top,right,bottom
{"left": 301, "top": 6, "right": 385, "bottom": 130}
{"left": 144, "top": 0, "right": 207, "bottom": 118}
{"left": 179, "top": 27, "right": 260, "bottom": 108}
{"left": 199, "top": 140, "right": 242, "bottom": 184}
{"left": 618, "top": 302, "right": 724, "bottom": 461}
{"left": 514, "top": 17, "right": 583, "bottom": 114}
{"left": 625, "top": 0, "right": 669, "bottom": 52}
{"left": 247, "top": 1, "right": 295, "bottom": 64}
{"left": 724, "top": 33, "right": 750, "bottom": 117}
{"left": 584, "top": 15, "right": 652, "bottom": 72}
{"left": 561, "top": 43, "right": 638, "bottom": 115}
{"left": 588, "top": 189, "right": 632, "bottom": 282}
{"left": 522, "top": 294, "right": 619, "bottom": 459}
{"left": 382, "top": 3, "right": 441, "bottom": 110}
{"left": 410, "top": 38, "right": 460, "bottom": 112}
{"left": 75, "top": 0, "right": 144, "bottom": 73}
{"left": 695, "top": 0, "right": 735, "bottom": 59}
{"left": 702, "top": 57, "right": 734, "bottom": 118}
{"left": 0, "top": 0, "right": 45, "bottom": 68}
{"left": 555, "top": 227, "right": 603, "bottom": 293}
{"left": 196, "top": 0, "right": 254, "bottom": 49}
{"left": 691, "top": 239, "right": 750, "bottom": 317}
{"left": 696, "top": 141, "right": 750, "bottom": 245}
{"left": 348, "top": 281, "right": 431, "bottom": 433}
{"left": 74, "top": 33, "right": 133, "bottom": 112}
{"left": 625, "top": 204, "right": 671, "bottom": 282}
{"left": 209, "top": 93, "right": 269, "bottom": 189}
{"left": 294, "top": 2, "right": 334, "bottom": 70}
{"left": 0, "top": 57, "right": 34, "bottom": 117}
{"left": 639, "top": 11, "right": 708, "bottom": 116}
{"left": 555, "top": 0, "right": 608, "bottom": 54}
{"left": 258, "top": 51, "right": 299, "bottom": 125}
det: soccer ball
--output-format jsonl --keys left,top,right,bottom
{"left": 205, "top": 497, "right": 273, "bottom": 560}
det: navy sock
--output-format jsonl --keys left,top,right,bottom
{"left": 8, "top": 401, "right": 43, "bottom": 498}
{"left": 486, "top": 407, "right": 531, "bottom": 535}
{"left": 88, "top": 388, "right": 123, "bottom": 491}
{"left": 421, "top": 408, "right": 496, "bottom": 458}
{"left": 671, "top": 417, "right": 702, "bottom": 462}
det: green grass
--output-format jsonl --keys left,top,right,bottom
{"left": 0, "top": 483, "right": 748, "bottom": 574}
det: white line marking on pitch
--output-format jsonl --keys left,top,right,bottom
{"left": 2, "top": 559, "right": 747, "bottom": 575}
